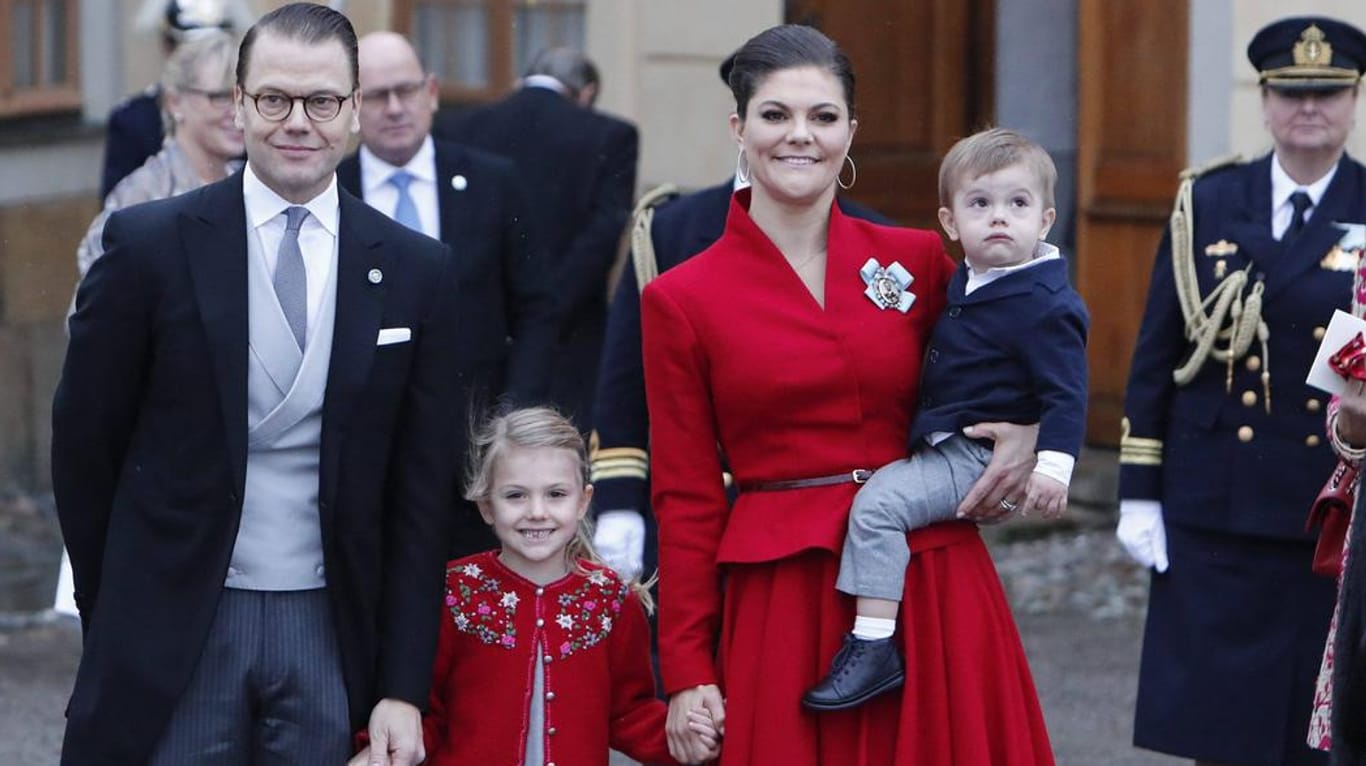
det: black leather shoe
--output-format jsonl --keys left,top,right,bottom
{"left": 802, "top": 633, "right": 905, "bottom": 711}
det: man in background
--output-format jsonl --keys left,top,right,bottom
{"left": 435, "top": 47, "right": 638, "bottom": 434}
{"left": 340, "top": 31, "right": 557, "bottom": 556}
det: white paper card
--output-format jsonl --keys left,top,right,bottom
{"left": 1306, "top": 309, "right": 1366, "bottom": 395}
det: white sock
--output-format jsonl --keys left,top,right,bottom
{"left": 851, "top": 615, "right": 896, "bottom": 640}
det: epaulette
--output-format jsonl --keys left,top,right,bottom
{"left": 1178, "top": 153, "right": 1244, "bottom": 181}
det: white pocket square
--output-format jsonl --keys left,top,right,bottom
{"left": 376, "top": 327, "right": 412, "bottom": 346}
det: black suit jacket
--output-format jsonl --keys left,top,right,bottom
{"left": 52, "top": 173, "right": 462, "bottom": 764}
{"left": 337, "top": 139, "right": 557, "bottom": 406}
{"left": 435, "top": 88, "right": 639, "bottom": 429}
{"left": 100, "top": 89, "right": 164, "bottom": 199}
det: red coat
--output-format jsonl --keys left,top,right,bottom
{"left": 421, "top": 552, "right": 675, "bottom": 766}
{"left": 641, "top": 190, "right": 1055, "bottom": 765}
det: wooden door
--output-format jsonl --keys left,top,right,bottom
{"left": 1076, "top": 0, "right": 1188, "bottom": 444}
{"left": 786, "top": 0, "right": 995, "bottom": 228}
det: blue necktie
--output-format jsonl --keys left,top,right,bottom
{"left": 274, "top": 206, "right": 309, "bottom": 351}
{"left": 389, "top": 170, "right": 422, "bottom": 233}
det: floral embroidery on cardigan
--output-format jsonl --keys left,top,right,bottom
{"left": 447, "top": 562, "right": 518, "bottom": 649}
{"left": 551, "top": 569, "right": 628, "bottom": 658}
{"left": 445, "top": 557, "right": 632, "bottom": 658}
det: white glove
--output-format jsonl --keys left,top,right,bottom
{"left": 1116, "top": 499, "right": 1169, "bottom": 573}
{"left": 593, "top": 510, "right": 646, "bottom": 580}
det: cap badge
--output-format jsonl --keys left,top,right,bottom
{"left": 859, "top": 258, "right": 915, "bottom": 313}
{"left": 1294, "top": 25, "right": 1333, "bottom": 67}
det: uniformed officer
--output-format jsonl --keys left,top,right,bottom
{"left": 1116, "top": 15, "right": 1366, "bottom": 766}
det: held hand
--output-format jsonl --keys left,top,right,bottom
{"left": 1116, "top": 499, "right": 1170, "bottom": 573}
{"left": 667, "top": 685, "right": 725, "bottom": 764}
{"left": 593, "top": 510, "right": 646, "bottom": 580}
{"left": 1022, "top": 472, "right": 1068, "bottom": 519}
{"left": 366, "top": 698, "right": 424, "bottom": 766}
{"left": 686, "top": 707, "right": 722, "bottom": 761}
{"left": 956, "top": 422, "right": 1039, "bottom": 520}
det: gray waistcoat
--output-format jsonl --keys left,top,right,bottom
{"left": 226, "top": 223, "right": 338, "bottom": 590}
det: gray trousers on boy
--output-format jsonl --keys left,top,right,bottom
{"left": 835, "top": 434, "right": 992, "bottom": 601}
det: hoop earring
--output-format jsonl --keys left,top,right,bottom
{"left": 837, "top": 154, "right": 857, "bottom": 190}
{"left": 736, "top": 146, "right": 751, "bottom": 185}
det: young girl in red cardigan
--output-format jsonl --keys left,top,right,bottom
{"left": 353, "top": 406, "right": 718, "bottom": 766}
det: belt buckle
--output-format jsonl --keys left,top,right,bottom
{"left": 852, "top": 469, "right": 872, "bottom": 484}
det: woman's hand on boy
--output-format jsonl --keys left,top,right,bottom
{"left": 956, "top": 422, "right": 1039, "bottom": 521}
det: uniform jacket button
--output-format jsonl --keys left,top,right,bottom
{"left": 1308, "top": 399, "right": 1323, "bottom": 413}
{"left": 1245, "top": 356, "right": 1261, "bottom": 372}
{"left": 1237, "top": 425, "right": 1254, "bottom": 442}
{"left": 1241, "top": 390, "right": 1257, "bottom": 407}
{"left": 1314, "top": 326, "right": 1327, "bottom": 341}
{"left": 1307, "top": 434, "right": 1322, "bottom": 448}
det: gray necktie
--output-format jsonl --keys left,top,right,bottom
{"left": 274, "top": 206, "right": 309, "bottom": 350}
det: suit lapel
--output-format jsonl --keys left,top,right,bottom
{"left": 320, "top": 191, "right": 389, "bottom": 503}
{"left": 183, "top": 174, "right": 250, "bottom": 493}
{"left": 434, "top": 142, "right": 470, "bottom": 245}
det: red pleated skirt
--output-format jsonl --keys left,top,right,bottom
{"left": 715, "top": 521, "right": 1054, "bottom": 765}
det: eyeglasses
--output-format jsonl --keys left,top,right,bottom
{"left": 241, "top": 89, "right": 354, "bottom": 122}
{"left": 179, "top": 87, "right": 234, "bottom": 108}
{"left": 360, "top": 77, "right": 430, "bottom": 107}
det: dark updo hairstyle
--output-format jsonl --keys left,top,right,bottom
{"left": 727, "top": 24, "right": 856, "bottom": 120}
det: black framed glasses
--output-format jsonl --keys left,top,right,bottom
{"left": 178, "top": 87, "right": 234, "bottom": 108}
{"left": 359, "top": 77, "right": 431, "bottom": 107}
{"left": 242, "top": 90, "right": 354, "bottom": 122}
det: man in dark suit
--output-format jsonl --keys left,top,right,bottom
{"left": 434, "top": 47, "right": 638, "bottom": 434}
{"left": 340, "top": 30, "right": 557, "bottom": 557}
{"left": 53, "top": 5, "right": 457, "bottom": 764}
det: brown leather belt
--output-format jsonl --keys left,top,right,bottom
{"left": 737, "top": 469, "right": 874, "bottom": 493}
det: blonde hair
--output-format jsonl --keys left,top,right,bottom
{"left": 937, "top": 127, "right": 1057, "bottom": 209}
{"left": 160, "top": 28, "right": 237, "bottom": 134}
{"left": 464, "top": 406, "right": 656, "bottom": 612}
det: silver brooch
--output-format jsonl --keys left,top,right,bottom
{"left": 859, "top": 258, "right": 915, "bottom": 313}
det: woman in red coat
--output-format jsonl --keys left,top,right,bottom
{"left": 641, "top": 25, "right": 1056, "bottom": 765}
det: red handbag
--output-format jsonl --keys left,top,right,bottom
{"left": 1306, "top": 458, "right": 1359, "bottom": 578}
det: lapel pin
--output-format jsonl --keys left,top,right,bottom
{"left": 368, "top": 268, "right": 383, "bottom": 285}
{"left": 451, "top": 174, "right": 467, "bottom": 191}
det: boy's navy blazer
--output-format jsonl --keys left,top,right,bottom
{"left": 909, "top": 255, "right": 1090, "bottom": 456}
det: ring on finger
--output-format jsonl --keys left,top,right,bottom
{"left": 999, "top": 498, "right": 1019, "bottom": 512}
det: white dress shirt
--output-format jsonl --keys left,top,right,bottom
{"left": 242, "top": 164, "right": 339, "bottom": 341}
{"left": 358, "top": 136, "right": 440, "bottom": 240}
{"left": 1270, "top": 153, "right": 1336, "bottom": 240}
